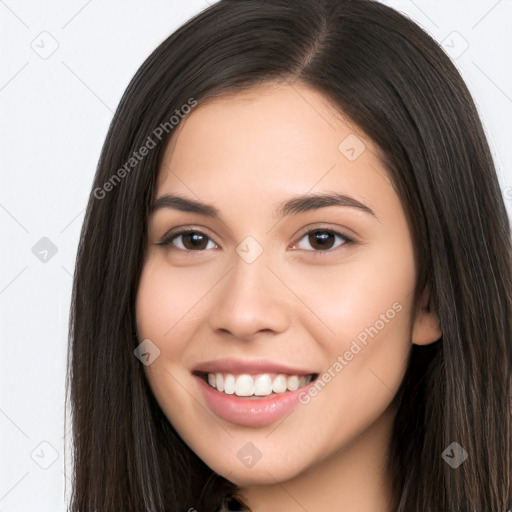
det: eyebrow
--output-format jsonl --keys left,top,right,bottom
{"left": 151, "top": 192, "right": 377, "bottom": 220}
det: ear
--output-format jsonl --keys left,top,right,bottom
{"left": 411, "top": 282, "right": 442, "bottom": 345}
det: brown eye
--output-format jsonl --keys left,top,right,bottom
{"left": 309, "top": 231, "right": 335, "bottom": 250}
{"left": 296, "top": 230, "right": 350, "bottom": 252}
{"left": 158, "top": 230, "right": 217, "bottom": 251}
{"left": 181, "top": 232, "right": 210, "bottom": 250}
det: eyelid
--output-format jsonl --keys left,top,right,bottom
{"left": 157, "top": 226, "right": 221, "bottom": 249}
{"left": 291, "top": 223, "right": 354, "bottom": 244}
{"left": 157, "top": 224, "right": 355, "bottom": 253}
{"left": 290, "top": 225, "right": 354, "bottom": 254}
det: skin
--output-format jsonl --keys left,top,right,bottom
{"left": 135, "top": 82, "right": 442, "bottom": 511}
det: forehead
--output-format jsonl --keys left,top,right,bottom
{"left": 156, "top": 82, "right": 393, "bottom": 214}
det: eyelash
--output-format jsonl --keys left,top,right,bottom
{"left": 156, "top": 227, "right": 353, "bottom": 256}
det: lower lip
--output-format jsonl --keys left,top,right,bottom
{"left": 195, "top": 375, "right": 314, "bottom": 427}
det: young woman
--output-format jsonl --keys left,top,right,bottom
{"left": 67, "top": 0, "right": 512, "bottom": 510}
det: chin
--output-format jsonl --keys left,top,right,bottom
{"left": 203, "top": 448, "right": 311, "bottom": 487}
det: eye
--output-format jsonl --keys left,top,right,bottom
{"left": 157, "top": 229, "right": 218, "bottom": 251}
{"left": 157, "top": 227, "right": 352, "bottom": 253}
{"left": 294, "top": 229, "right": 351, "bottom": 252}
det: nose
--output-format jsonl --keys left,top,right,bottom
{"left": 208, "top": 251, "right": 291, "bottom": 341}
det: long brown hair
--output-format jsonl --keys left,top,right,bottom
{"left": 67, "top": 0, "right": 512, "bottom": 510}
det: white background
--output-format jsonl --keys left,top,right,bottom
{"left": 1, "top": 1, "right": 511, "bottom": 510}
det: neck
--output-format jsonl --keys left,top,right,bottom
{"left": 236, "top": 403, "right": 397, "bottom": 512}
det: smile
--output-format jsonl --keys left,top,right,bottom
{"left": 203, "top": 372, "right": 315, "bottom": 397}
{"left": 192, "top": 359, "right": 319, "bottom": 427}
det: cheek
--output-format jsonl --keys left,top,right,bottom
{"left": 135, "top": 257, "right": 216, "bottom": 350}
{"left": 285, "top": 239, "right": 415, "bottom": 354}
{"left": 135, "top": 259, "right": 206, "bottom": 424}
{"left": 286, "top": 239, "right": 416, "bottom": 414}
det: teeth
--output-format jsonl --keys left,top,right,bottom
{"left": 215, "top": 372, "right": 224, "bottom": 392}
{"left": 235, "top": 374, "right": 254, "bottom": 396}
{"left": 272, "top": 374, "right": 287, "bottom": 393}
{"left": 254, "top": 374, "right": 272, "bottom": 396}
{"left": 205, "top": 372, "right": 313, "bottom": 397}
{"left": 287, "top": 375, "right": 300, "bottom": 391}
{"left": 224, "top": 374, "right": 235, "bottom": 395}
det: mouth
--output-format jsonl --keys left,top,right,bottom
{"left": 192, "top": 358, "right": 320, "bottom": 426}
{"left": 195, "top": 371, "right": 318, "bottom": 399}
{"left": 192, "top": 358, "right": 319, "bottom": 428}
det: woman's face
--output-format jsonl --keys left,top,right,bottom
{"left": 136, "top": 82, "right": 440, "bottom": 486}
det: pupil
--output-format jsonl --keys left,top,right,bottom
{"left": 185, "top": 233, "right": 206, "bottom": 249}
{"left": 310, "top": 231, "right": 333, "bottom": 250}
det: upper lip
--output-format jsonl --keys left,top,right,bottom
{"left": 192, "top": 358, "right": 316, "bottom": 376}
